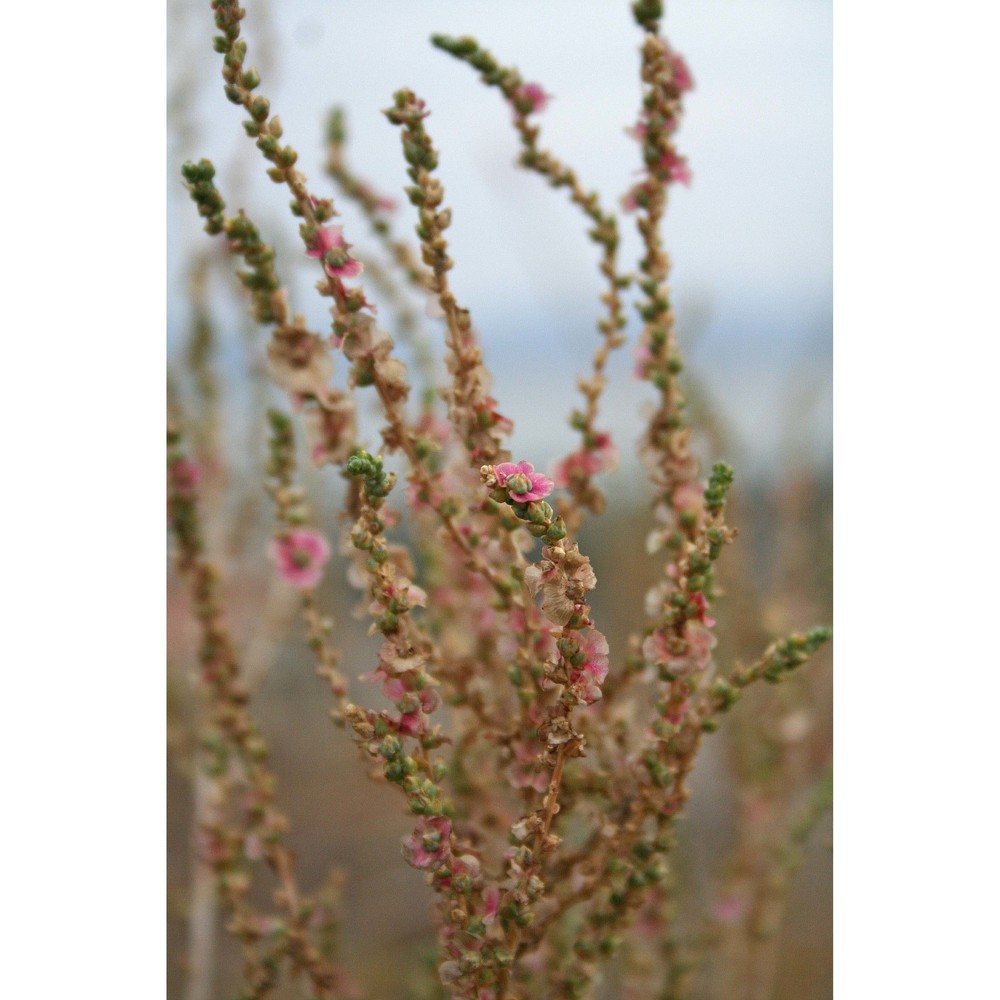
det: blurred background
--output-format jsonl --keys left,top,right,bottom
{"left": 167, "top": 1, "right": 831, "bottom": 997}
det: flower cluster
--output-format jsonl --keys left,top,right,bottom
{"left": 621, "top": 36, "right": 695, "bottom": 213}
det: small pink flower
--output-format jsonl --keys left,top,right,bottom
{"left": 305, "top": 224, "right": 363, "bottom": 279}
{"left": 251, "top": 915, "right": 284, "bottom": 937}
{"left": 688, "top": 591, "right": 716, "bottom": 627}
{"left": 552, "top": 452, "right": 594, "bottom": 487}
{"left": 475, "top": 397, "right": 514, "bottom": 437}
{"left": 396, "top": 687, "right": 440, "bottom": 736}
{"left": 514, "top": 82, "right": 551, "bottom": 113}
{"left": 633, "top": 339, "right": 654, "bottom": 377}
{"left": 505, "top": 740, "right": 549, "bottom": 792}
{"left": 672, "top": 481, "right": 705, "bottom": 516}
{"left": 169, "top": 458, "right": 200, "bottom": 498}
{"left": 642, "top": 620, "right": 716, "bottom": 675}
{"left": 195, "top": 827, "right": 228, "bottom": 866}
{"left": 667, "top": 49, "right": 695, "bottom": 92}
{"left": 625, "top": 120, "right": 648, "bottom": 142}
{"left": 662, "top": 697, "right": 689, "bottom": 725}
{"left": 581, "top": 628, "right": 610, "bottom": 684}
{"left": 659, "top": 148, "right": 692, "bottom": 185}
{"left": 626, "top": 114, "right": 677, "bottom": 142}
{"left": 684, "top": 620, "right": 716, "bottom": 661}
{"left": 243, "top": 833, "right": 264, "bottom": 862}
{"left": 713, "top": 894, "right": 746, "bottom": 925}
{"left": 268, "top": 528, "right": 331, "bottom": 589}
{"left": 482, "top": 884, "right": 501, "bottom": 924}
{"left": 569, "top": 627, "right": 610, "bottom": 705}
{"left": 382, "top": 675, "right": 407, "bottom": 702}
{"left": 494, "top": 461, "right": 553, "bottom": 502}
{"left": 401, "top": 815, "right": 452, "bottom": 871}
{"left": 552, "top": 434, "right": 618, "bottom": 488}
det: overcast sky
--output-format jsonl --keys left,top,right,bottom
{"left": 168, "top": 0, "right": 831, "bottom": 478}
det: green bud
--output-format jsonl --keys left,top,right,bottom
{"left": 544, "top": 522, "right": 567, "bottom": 542}
{"left": 250, "top": 96, "right": 270, "bottom": 121}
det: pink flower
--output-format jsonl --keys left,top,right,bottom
{"left": 626, "top": 114, "right": 677, "bottom": 142}
{"left": 626, "top": 120, "right": 648, "bottom": 142}
{"left": 713, "top": 894, "right": 746, "bottom": 925}
{"left": 659, "top": 149, "right": 692, "bottom": 185}
{"left": 684, "top": 621, "right": 716, "bottom": 662}
{"left": 474, "top": 397, "right": 514, "bottom": 438}
{"left": 482, "top": 884, "right": 501, "bottom": 924}
{"left": 402, "top": 815, "right": 452, "bottom": 870}
{"left": 195, "top": 826, "right": 229, "bottom": 866}
{"left": 396, "top": 686, "right": 441, "bottom": 736}
{"left": 633, "top": 339, "right": 654, "bottom": 377}
{"left": 514, "top": 82, "right": 551, "bottom": 114}
{"left": 505, "top": 740, "right": 549, "bottom": 793}
{"left": 169, "top": 458, "right": 200, "bottom": 498}
{"left": 568, "top": 627, "right": 610, "bottom": 705}
{"left": 667, "top": 49, "right": 695, "bottom": 92}
{"left": 305, "top": 224, "right": 363, "bottom": 279}
{"left": 688, "top": 591, "right": 716, "bottom": 627}
{"left": 672, "top": 481, "right": 705, "bottom": 516}
{"left": 551, "top": 434, "right": 618, "bottom": 487}
{"left": 642, "top": 620, "right": 716, "bottom": 675}
{"left": 243, "top": 833, "right": 264, "bottom": 862}
{"left": 621, "top": 187, "right": 642, "bottom": 214}
{"left": 494, "top": 461, "right": 553, "bottom": 502}
{"left": 303, "top": 393, "right": 356, "bottom": 467}
{"left": 580, "top": 628, "right": 610, "bottom": 685}
{"left": 268, "top": 528, "right": 331, "bottom": 589}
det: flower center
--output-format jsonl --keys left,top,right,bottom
{"left": 507, "top": 473, "right": 530, "bottom": 495}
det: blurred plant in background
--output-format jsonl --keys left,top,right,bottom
{"left": 167, "top": 2, "right": 832, "bottom": 998}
